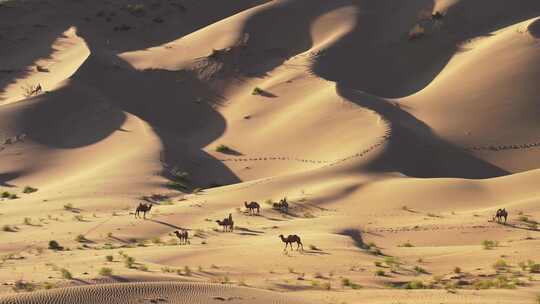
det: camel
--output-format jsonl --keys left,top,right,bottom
{"left": 173, "top": 230, "right": 189, "bottom": 244}
{"left": 494, "top": 208, "right": 508, "bottom": 223}
{"left": 216, "top": 218, "right": 234, "bottom": 232}
{"left": 244, "top": 201, "right": 260, "bottom": 215}
{"left": 135, "top": 203, "right": 152, "bottom": 219}
{"left": 273, "top": 198, "right": 289, "bottom": 213}
{"left": 279, "top": 234, "right": 303, "bottom": 251}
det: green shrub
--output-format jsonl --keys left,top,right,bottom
{"left": 482, "top": 240, "right": 498, "bottom": 250}
{"left": 341, "top": 278, "right": 361, "bottom": 289}
{"left": 48, "top": 240, "right": 62, "bottom": 250}
{"left": 23, "top": 186, "right": 38, "bottom": 194}
{"left": 215, "top": 144, "right": 231, "bottom": 153}
{"left": 252, "top": 87, "right": 264, "bottom": 95}
{"left": 124, "top": 256, "right": 135, "bottom": 268}
{"left": 105, "top": 255, "right": 114, "bottom": 262}
{"left": 60, "top": 268, "right": 72, "bottom": 280}
{"left": 414, "top": 266, "right": 427, "bottom": 274}
{"left": 529, "top": 262, "right": 540, "bottom": 273}
{"left": 99, "top": 267, "right": 113, "bottom": 276}
{"left": 13, "top": 280, "right": 35, "bottom": 292}
{"left": 493, "top": 259, "right": 508, "bottom": 270}
{"left": 126, "top": 4, "right": 145, "bottom": 15}
{"left": 2, "top": 225, "right": 15, "bottom": 232}
{"left": 405, "top": 280, "right": 424, "bottom": 289}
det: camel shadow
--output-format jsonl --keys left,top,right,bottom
{"left": 496, "top": 221, "right": 539, "bottom": 232}
{"left": 235, "top": 226, "right": 264, "bottom": 234}
{"left": 148, "top": 219, "right": 184, "bottom": 230}
{"left": 301, "top": 250, "right": 330, "bottom": 256}
{"left": 338, "top": 228, "right": 368, "bottom": 250}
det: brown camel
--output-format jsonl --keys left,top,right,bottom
{"left": 279, "top": 234, "right": 303, "bottom": 251}
{"left": 273, "top": 197, "right": 288, "bottom": 213}
{"left": 135, "top": 203, "right": 152, "bottom": 219}
{"left": 216, "top": 218, "right": 234, "bottom": 232}
{"left": 173, "top": 230, "right": 189, "bottom": 244}
{"left": 244, "top": 201, "right": 260, "bottom": 215}
{"left": 494, "top": 208, "right": 508, "bottom": 223}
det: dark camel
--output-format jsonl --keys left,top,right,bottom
{"left": 216, "top": 217, "right": 234, "bottom": 232}
{"left": 135, "top": 203, "right": 152, "bottom": 219}
{"left": 173, "top": 230, "right": 189, "bottom": 244}
{"left": 273, "top": 197, "right": 289, "bottom": 213}
{"left": 279, "top": 234, "right": 303, "bottom": 251}
{"left": 494, "top": 208, "right": 508, "bottom": 223}
{"left": 244, "top": 201, "right": 260, "bottom": 215}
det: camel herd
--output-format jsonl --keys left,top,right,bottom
{"left": 135, "top": 196, "right": 514, "bottom": 252}
{"left": 133, "top": 198, "right": 304, "bottom": 251}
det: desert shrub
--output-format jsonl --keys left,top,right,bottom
{"left": 42, "top": 282, "right": 55, "bottom": 290}
{"left": 13, "top": 280, "right": 35, "bottom": 292}
{"left": 23, "top": 186, "right": 38, "bottom": 194}
{"left": 166, "top": 181, "right": 187, "bottom": 191}
{"left": 169, "top": 167, "right": 190, "bottom": 181}
{"left": 21, "top": 83, "right": 41, "bottom": 97}
{"left": 493, "top": 259, "right": 508, "bottom": 270}
{"left": 369, "top": 247, "right": 382, "bottom": 255}
{"left": 23, "top": 217, "right": 32, "bottom": 225}
{"left": 73, "top": 215, "right": 84, "bottom": 221}
{"left": 2, "top": 225, "right": 15, "bottom": 232}
{"left": 482, "top": 240, "right": 498, "bottom": 250}
{"left": 321, "top": 282, "right": 331, "bottom": 290}
{"left": 453, "top": 266, "right": 461, "bottom": 274}
{"left": 529, "top": 263, "right": 540, "bottom": 273}
{"left": 138, "top": 264, "right": 148, "bottom": 271}
{"left": 400, "top": 241, "right": 414, "bottom": 247}
{"left": 405, "top": 280, "right": 424, "bottom": 289}
{"left": 105, "top": 255, "right": 114, "bottom": 262}
{"left": 1, "top": 191, "right": 17, "bottom": 199}
{"left": 414, "top": 266, "right": 427, "bottom": 274}
{"left": 215, "top": 144, "right": 231, "bottom": 153}
{"left": 374, "top": 261, "right": 382, "bottom": 267}
{"left": 99, "top": 267, "right": 113, "bottom": 276}
{"left": 375, "top": 270, "right": 385, "bottom": 276}
{"left": 75, "top": 234, "right": 87, "bottom": 243}
{"left": 252, "top": 87, "right": 264, "bottom": 95}
{"left": 341, "top": 278, "right": 361, "bottom": 289}
{"left": 184, "top": 265, "right": 192, "bottom": 276}
{"left": 60, "top": 268, "right": 72, "bottom": 280}
{"left": 126, "top": 4, "right": 145, "bottom": 15}
{"left": 48, "top": 240, "right": 62, "bottom": 250}
{"left": 408, "top": 24, "right": 425, "bottom": 40}
{"left": 124, "top": 256, "right": 135, "bottom": 268}
{"left": 63, "top": 203, "right": 73, "bottom": 210}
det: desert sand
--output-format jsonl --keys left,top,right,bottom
{"left": 1, "top": 0, "right": 540, "bottom": 303}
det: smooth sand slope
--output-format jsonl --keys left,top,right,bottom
{"left": 1, "top": 0, "right": 540, "bottom": 303}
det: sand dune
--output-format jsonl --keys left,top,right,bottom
{"left": 1, "top": 0, "right": 540, "bottom": 303}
